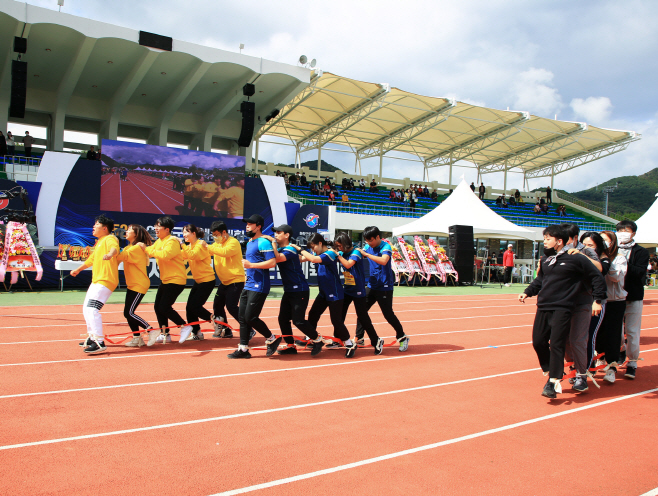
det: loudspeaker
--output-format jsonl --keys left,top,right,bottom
{"left": 237, "top": 101, "right": 255, "bottom": 148}
{"left": 450, "top": 249, "right": 475, "bottom": 265}
{"left": 453, "top": 264, "right": 474, "bottom": 284}
{"left": 243, "top": 83, "right": 255, "bottom": 97}
{"left": 139, "top": 31, "right": 173, "bottom": 51}
{"left": 448, "top": 238, "right": 474, "bottom": 251}
{"left": 449, "top": 225, "right": 473, "bottom": 235}
{"left": 13, "top": 37, "right": 27, "bottom": 54}
{"left": 9, "top": 60, "right": 27, "bottom": 119}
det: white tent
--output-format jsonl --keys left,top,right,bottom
{"left": 632, "top": 193, "right": 658, "bottom": 245}
{"left": 392, "top": 179, "right": 535, "bottom": 240}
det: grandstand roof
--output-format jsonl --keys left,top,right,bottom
{"left": 257, "top": 72, "right": 640, "bottom": 179}
{"left": 0, "top": 0, "right": 309, "bottom": 150}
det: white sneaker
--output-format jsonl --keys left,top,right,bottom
{"left": 604, "top": 368, "right": 616, "bottom": 384}
{"left": 125, "top": 336, "right": 145, "bottom": 347}
{"left": 211, "top": 314, "right": 222, "bottom": 337}
{"left": 504, "top": 283, "right": 511, "bottom": 287}
{"left": 147, "top": 329, "right": 162, "bottom": 347}
{"left": 191, "top": 332, "right": 205, "bottom": 341}
{"left": 156, "top": 333, "right": 172, "bottom": 344}
{"left": 178, "top": 325, "right": 193, "bottom": 343}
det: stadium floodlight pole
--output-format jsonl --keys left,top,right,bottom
{"left": 602, "top": 183, "right": 618, "bottom": 215}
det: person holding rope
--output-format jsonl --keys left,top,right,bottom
{"left": 116, "top": 224, "right": 154, "bottom": 347}
{"left": 294, "top": 233, "right": 358, "bottom": 358}
{"left": 179, "top": 224, "right": 215, "bottom": 343}
{"left": 142, "top": 216, "right": 193, "bottom": 345}
{"left": 204, "top": 221, "right": 245, "bottom": 339}
{"left": 354, "top": 226, "right": 410, "bottom": 352}
{"left": 333, "top": 232, "right": 385, "bottom": 355}
{"left": 71, "top": 214, "right": 119, "bottom": 355}
{"left": 227, "top": 214, "right": 281, "bottom": 359}
{"left": 261, "top": 225, "right": 325, "bottom": 356}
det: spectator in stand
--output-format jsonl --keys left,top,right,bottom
{"left": 546, "top": 185, "right": 552, "bottom": 204}
{"left": 478, "top": 182, "right": 485, "bottom": 200}
{"left": 310, "top": 180, "right": 319, "bottom": 195}
{"left": 470, "top": 182, "right": 476, "bottom": 192}
{"left": 514, "top": 189, "right": 521, "bottom": 201}
{"left": 283, "top": 172, "right": 290, "bottom": 189}
{"left": 86, "top": 146, "right": 98, "bottom": 161}
{"left": 410, "top": 190, "right": 417, "bottom": 212}
{"left": 0, "top": 131, "right": 6, "bottom": 157}
{"left": 539, "top": 197, "right": 546, "bottom": 205}
{"left": 359, "top": 178, "right": 366, "bottom": 192}
{"left": 275, "top": 170, "right": 281, "bottom": 177}
{"left": 389, "top": 188, "right": 396, "bottom": 201}
{"left": 97, "top": 147, "right": 102, "bottom": 160}
{"left": 541, "top": 203, "right": 549, "bottom": 214}
{"left": 349, "top": 177, "right": 355, "bottom": 191}
{"left": 431, "top": 189, "right": 438, "bottom": 201}
{"left": 423, "top": 185, "right": 429, "bottom": 197}
{"left": 534, "top": 202, "right": 541, "bottom": 214}
{"left": 23, "top": 131, "right": 35, "bottom": 157}
{"left": 328, "top": 189, "right": 336, "bottom": 205}
{"left": 323, "top": 182, "right": 330, "bottom": 196}
{"left": 300, "top": 172, "right": 307, "bottom": 186}
{"left": 369, "top": 179, "right": 377, "bottom": 193}
{"left": 518, "top": 195, "right": 525, "bottom": 205}
{"left": 395, "top": 189, "right": 402, "bottom": 201}
{"left": 6, "top": 131, "right": 15, "bottom": 156}
{"left": 495, "top": 196, "right": 503, "bottom": 206}
{"left": 503, "top": 244, "right": 515, "bottom": 287}
{"left": 403, "top": 189, "right": 410, "bottom": 209}
{"left": 325, "top": 176, "right": 332, "bottom": 188}
{"left": 501, "top": 196, "right": 508, "bottom": 208}
{"left": 341, "top": 191, "right": 350, "bottom": 206}
{"left": 508, "top": 195, "right": 516, "bottom": 206}
{"left": 558, "top": 205, "right": 567, "bottom": 217}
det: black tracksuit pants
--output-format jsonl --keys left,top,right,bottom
{"left": 342, "top": 294, "right": 379, "bottom": 345}
{"left": 186, "top": 280, "right": 215, "bottom": 333}
{"left": 597, "top": 300, "right": 626, "bottom": 365}
{"left": 124, "top": 289, "right": 151, "bottom": 336}
{"left": 213, "top": 282, "right": 243, "bottom": 325}
{"left": 586, "top": 303, "right": 607, "bottom": 369}
{"left": 238, "top": 290, "right": 272, "bottom": 346}
{"left": 307, "top": 294, "right": 350, "bottom": 342}
{"left": 355, "top": 288, "right": 404, "bottom": 340}
{"left": 532, "top": 308, "right": 572, "bottom": 379}
{"left": 279, "top": 290, "right": 317, "bottom": 345}
{"left": 154, "top": 283, "right": 187, "bottom": 331}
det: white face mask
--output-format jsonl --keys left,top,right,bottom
{"left": 617, "top": 232, "right": 632, "bottom": 244}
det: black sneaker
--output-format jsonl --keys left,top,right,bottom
{"left": 79, "top": 336, "right": 92, "bottom": 348}
{"left": 310, "top": 340, "right": 324, "bottom": 357}
{"left": 542, "top": 380, "right": 557, "bottom": 399}
{"left": 266, "top": 337, "right": 282, "bottom": 357}
{"left": 227, "top": 348, "right": 251, "bottom": 359}
{"left": 345, "top": 341, "right": 357, "bottom": 359}
{"left": 325, "top": 341, "right": 341, "bottom": 349}
{"left": 374, "top": 337, "right": 385, "bottom": 356}
{"left": 222, "top": 331, "right": 234, "bottom": 339}
{"left": 277, "top": 345, "right": 298, "bottom": 355}
{"left": 619, "top": 350, "right": 626, "bottom": 364}
{"left": 356, "top": 338, "right": 365, "bottom": 347}
{"left": 295, "top": 339, "right": 308, "bottom": 347}
{"left": 84, "top": 340, "right": 106, "bottom": 355}
{"left": 249, "top": 330, "right": 257, "bottom": 341}
{"left": 572, "top": 375, "right": 588, "bottom": 393}
{"left": 624, "top": 366, "right": 636, "bottom": 379}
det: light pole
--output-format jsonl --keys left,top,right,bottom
{"left": 602, "top": 183, "right": 618, "bottom": 216}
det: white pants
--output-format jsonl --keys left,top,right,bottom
{"left": 623, "top": 300, "right": 643, "bottom": 365}
{"left": 82, "top": 283, "right": 113, "bottom": 339}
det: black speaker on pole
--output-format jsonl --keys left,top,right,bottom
{"left": 138, "top": 31, "right": 173, "bottom": 51}
{"left": 448, "top": 224, "right": 475, "bottom": 284}
{"left": 13, "top": 37, "right": 27, "bottom": 54}
{"left": 453, "top": 264, "right": 474, "bottom": 284}
{"left": 9, "top": 60, "right": 27, "bottom": 119}
{"left": 237, "top": 101, "right": 255, "bottom": 148}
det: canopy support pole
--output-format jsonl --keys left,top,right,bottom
{"left": 317, "top": 146, "right": 322, "bottom": 180}
{"left": 254, "top": 139, "right": 259, "bottom": 173}
{"left": 551, "top": 165, "right": 555, "bottom": 190}
{"left": 476, "top": 166, "right": 480, "bottom": 185}
{"left": 379, "top": 153, "right": 383, "bottom": 182}
{"left": 448, "top": 163, "right": 453, "bottom": 188}
{"left": 354, "top": 155, "right": 358, "bottom": 173}
{"left": 503, "top": 167, "right": 508, "bottom": 195}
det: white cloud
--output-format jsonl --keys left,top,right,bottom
{"left": 570, "top": 97, "right": 613, "bottom": 124}
{"left": 512, "top": 68, "right": 563, "bottom": 117}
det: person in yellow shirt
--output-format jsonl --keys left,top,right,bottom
{"left": 191, "top": 176, "right": 206, "bottom": 215}
{"left": 179, "top": 224, "right": 216, "bottom": 342}
{"left": 70, "top": 214, "right": 119, "bottom": 355}
{"left": 183, "top": 176, "right": 196, "bottom": 211}
{"left": 141, "top": 216, "right": 192, "bottom": 346}
{"left": 200, "top": 178, "right": 220, "bottom": 217}
{"left": 117, "top": 224, "right": 154, "bottom": 347}
{"left": 213, "top": 178, "right": 245, "bottom": 218}
{"left": 202, "top": 221, "right": 246, "bottom": 339}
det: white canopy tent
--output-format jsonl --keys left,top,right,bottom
{"left": 392, "top": 179, "right": 535, "bottom": 240}
{"left": 632, "top": 193, "right": 658, "bottom": 246}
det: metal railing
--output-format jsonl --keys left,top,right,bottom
{"left": 1, "top": 159, "right": 41, "bottom": 182}
{"left": 1, "top": 155, "right": 43, "bottom": 167}
{"left": 554, "top": 190, "right": 622, "bottom": 221}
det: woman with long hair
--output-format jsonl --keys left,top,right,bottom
{"left": 117, "top": 224, "right": 153, "bottom": 347}
{"left": 179, "top": 224, "right": 216, "bottom": 343}
{"left": 596, "top": 230, "right": 628, "bottom": 384}
{"left": 294, "top": 233, "right": 357, "bottom": 358}
{"left": 333, "top": 233, "right": 384, "bottom": 355}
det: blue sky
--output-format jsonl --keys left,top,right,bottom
{"left": 26, "top": 0, "right": 658, "bottom": 193}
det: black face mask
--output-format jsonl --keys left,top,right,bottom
{"left": 245, "top": 230, "right": 256, "bottom": 238}
{"left": 543, "top": 247, "right": 557, "bottom": 257}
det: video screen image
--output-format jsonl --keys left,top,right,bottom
{"left": 100, "top": 140, "right": 245, "bottom": 218}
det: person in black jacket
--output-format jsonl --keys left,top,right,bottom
{"left": 519, "top": 224, "right": 606, "bottom": 399}
{"left": 616, "top": 220, "right": 649, "bottom": 379}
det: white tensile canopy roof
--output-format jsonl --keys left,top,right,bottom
{"left": 632, "top": 193, "right": 658, "bottom": 245}
{"left": 392, "top": 179, "right": 535, "bottom": 240}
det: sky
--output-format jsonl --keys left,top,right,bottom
{"left": 22, "top": 0, "right": 658, "bottom": 193}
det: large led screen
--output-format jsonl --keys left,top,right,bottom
{"left": 100, "top": 140, "right": 245, "bottom": 218}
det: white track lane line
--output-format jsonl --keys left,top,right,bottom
{"left": 125, "top": 177, "right": 165, "bottom": 214}
{"left": 210, "top": 387, "right": 658, "bottom": 496}
{"left": 100, "top": 174, "right": 113, "bottom": 187}
{"left": 131, "top": 174, "right": 183, "bottom": 204}
{"left": 640, "top": 488, "right": 658, "bottom": 496}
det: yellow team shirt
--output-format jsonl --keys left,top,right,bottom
{"left": 145, "top": 235, "right": 187, "bottom": 285}
{"left": 117, "top": 244, "right": 150, "bottom": 294}
{"left": 191, "top": 182, "right": 204, "bottom": 198}
{"left": 82, "top": 234, "right": 120, "bottom": 291}
{"left": 208, "top": 236, "right": 245, "bottom": 285}
{"left": 201, "top": 182, "right": 218, "bottom": 201}
{"left": 181, "top": 241, "right": 216, "bottom": 283}
{"left": 216, "top": 186, "right": 244, "bottom": 218}
{"left": 184, "top": 179, "right": 195, "bottom": 195}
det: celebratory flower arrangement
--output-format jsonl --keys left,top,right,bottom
{"left": 0, "top": 222, "right": 43, "bottom": 284}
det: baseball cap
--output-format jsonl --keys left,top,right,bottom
{"left": 242, "top": 214, "right": 264, "bottom": 227}
{"left": 273, "top": 224, "right": 293, "bottom": 235}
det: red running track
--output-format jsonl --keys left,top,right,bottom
{"left": 0, "top": 294, "right": 657, "bottom": 495}
{"left": 100, "top": 172, "right": 183, "bottom": 214}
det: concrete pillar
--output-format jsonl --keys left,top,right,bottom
{"left": 50, "top": 111, "right": 66, "bottom": 151}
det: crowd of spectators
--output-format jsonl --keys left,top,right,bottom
{"left": 0, "top": 130, "right": 37, "bottom": 157}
